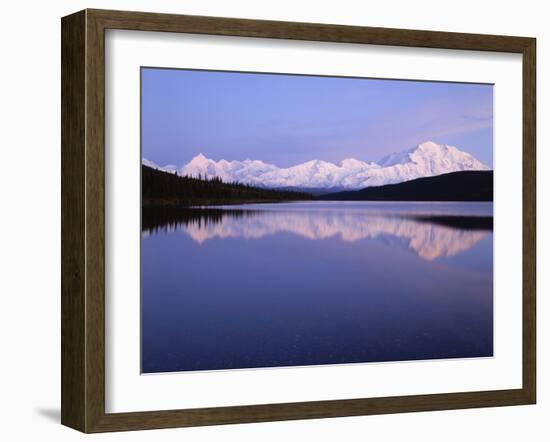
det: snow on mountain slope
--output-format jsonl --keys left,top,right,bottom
{"left": 363, "top": 141, "right": 490, "bottom": 187}
{"left": 143, "top": 141, "right": 490, "bottom": 190}
{"left": 177, "top": 153, "right": 279, "bottom": 183}
{"left": 142, "top": 158, "right": 179, "bottom": 174}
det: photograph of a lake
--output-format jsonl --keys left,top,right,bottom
{"left": 140, "top": 67, "right": 494, "bottom": 374}
{"left": 141, "top": 201, "right": 493, "bottom": 373}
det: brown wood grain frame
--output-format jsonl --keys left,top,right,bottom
{"left": 61, "top": 9, "right": 536, "bottom": 433}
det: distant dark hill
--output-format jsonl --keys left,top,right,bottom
{"left": 142, "top": 165, "right": 315, "bottom": 206}
{"left": 322, "top": 170, "right": 493, "bottom": 202}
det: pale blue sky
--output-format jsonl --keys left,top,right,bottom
{"left": 142, "top": 68, "right": 493, "bottom": 167}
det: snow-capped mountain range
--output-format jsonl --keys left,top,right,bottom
{"left": 143, "top": 141, "right": 490, "bottom": 190}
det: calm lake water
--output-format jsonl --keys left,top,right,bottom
{"left": 141, "top": 201, "right": 493, "bottom": 373}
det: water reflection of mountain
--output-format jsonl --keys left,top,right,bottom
{"left": 142, "top": 207, "right": 492, "bottom": 261}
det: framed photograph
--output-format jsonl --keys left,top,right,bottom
{"left": 61, "top": 9, "right": 536, "bottom": 433}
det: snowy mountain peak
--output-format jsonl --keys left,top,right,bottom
{"left": 381, "top": 141, "right": 445, "bottom": 165}
{"left": 189, "top": 153, "right": 209, "bottom": 164}
{"left": 412, "top": 141, "right": 460, "bottom": 157}
{"left": 143, "top": 141, "right": 490, "bottom": 190}
{"left": 417, "top": 140, "right": 442, "bottom": 151}
{"left": 340, "top": 158, "right": 374, "bottom": 169}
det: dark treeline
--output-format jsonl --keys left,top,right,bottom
{"left": 142, "top": 165, "right": 315, "bottom": 206}
{"left": 142, "top": 206, "right": 260, "bottom": 235}
{"left": 322, "top": 171, "right": 493, "bottom": 202}
{"left": 412, "top": 215, "right": 493, "bottom": 231}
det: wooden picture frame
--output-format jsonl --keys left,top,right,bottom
{"left": 61, "top": 8, "right": 536, "bottom": 433}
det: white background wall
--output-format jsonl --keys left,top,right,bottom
{"left": 0, "top": 0, "right": 546, "bottom": 440}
